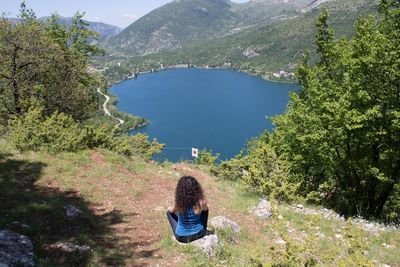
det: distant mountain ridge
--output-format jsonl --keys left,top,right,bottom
{"left": 8, "top": 16, "right": 122, "bottom": 40}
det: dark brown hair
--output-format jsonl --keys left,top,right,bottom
{"left": 174, "top": 176, "right": 205, "bottom": 214}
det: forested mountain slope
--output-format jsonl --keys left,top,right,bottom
{"left": 103, "top": 0, "right": 379, "bottom": 81}
{"left": 104, "top": 0, "right": 322, "bottom": 56}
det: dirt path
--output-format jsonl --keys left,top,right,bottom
{"left": 96, "top": 88, "right": 125, "bottom": 128}
{"left": 72, "top": 153, "right": 270, "bottom": 266}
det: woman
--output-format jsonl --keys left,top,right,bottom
{"left": 167, "top": 176, "right": 208, "bottom": 243}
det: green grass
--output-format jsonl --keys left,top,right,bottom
{"left": 0, "top": 141, "right": 147, "bottom": 266}
{"left": 1, "top": 139, "right": 399, "bottom": 266}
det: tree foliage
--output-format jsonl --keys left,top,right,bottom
{"left": 0, "top": 3, "right": 103, "bottom": 123}
{"left": 272, "top": 3, "right": 400, "bottom": 222}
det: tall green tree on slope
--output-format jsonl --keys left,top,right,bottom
{"left": 0, "top": 3, "right": 102, "bottom": 123}
{"left": 272, "top": 1, "right": 400, "bottom": 222}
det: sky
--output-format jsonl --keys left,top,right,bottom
{"left": 1, "top": 0, "right": 249, "bottom": 28}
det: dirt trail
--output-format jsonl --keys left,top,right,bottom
{"left": 77, "top": 154, "right": 268, "bottom": 266}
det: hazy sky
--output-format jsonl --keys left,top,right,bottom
{"left": 2, "top": 0, "right": 249, "bottom": 28}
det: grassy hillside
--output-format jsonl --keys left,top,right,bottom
{"left": 1, "top": 139, "right": 398, "bottom": 266}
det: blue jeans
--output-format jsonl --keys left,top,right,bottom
{"left": 167, "top": 210, "right": 208, "bottom": 243}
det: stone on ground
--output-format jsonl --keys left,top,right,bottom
{"left": 191, "top": 234, "right": 219, "bottom": 257}
{"left": 210, "top": 216, "right": 241, "bottom": 233}
{"left": 47, "top": 242, "right": 91, "bottom": 253}
{"left": 64, "top": 204, "right": 82, "bottom": 219}
{"left": 0, "top": 230, "right": 35, "bottom": 267}
{"left": 252, "top": 199, "right": 272, "bottom": 219}
{"left": 172, "top": 233, "right": 219, "bottom": 257}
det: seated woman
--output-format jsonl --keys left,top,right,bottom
{"left": 167, "top": 176, "right": 208, "bottom": 243}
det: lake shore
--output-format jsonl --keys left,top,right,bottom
{"left": 125, "top": 64, "right": 297, "bottom": 85}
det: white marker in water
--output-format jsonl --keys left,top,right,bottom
{"left": 192, "top": 148, "right": 199, "bottom": 158}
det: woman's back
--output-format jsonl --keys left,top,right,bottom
{"left": 167, "top": 176, "right": 209, "bottom": 243}
{"left": 175, "top": 207, "right": 203, "bottom": 237}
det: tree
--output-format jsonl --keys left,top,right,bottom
{"left": 272, "top": 5, "right": 400, "bottom": 221}
{"left": 0, "top": 3, "right": 103, "bottom": 123}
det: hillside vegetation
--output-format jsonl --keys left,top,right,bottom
{"left": 0, "top": 140, "right": 399, "bottom": 266}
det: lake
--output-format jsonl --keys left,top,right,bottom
{"left": 109, "top": 68, "right": 298, "bottom": 161}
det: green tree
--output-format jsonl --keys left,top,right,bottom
{"left": 0, "top": 3, "right": 103, "bottom": 122}
{"left": 272, "top": 4, "right": 400, "bottom": 221}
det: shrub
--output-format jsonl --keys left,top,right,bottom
{"left": 210, "top": 152, "right": 246, "bottom": 181}
{"left": 212, "top": 131, "right": 297, "bottom": 201}
{"left": 195, "top": 148, "right": 220, "bottom": 166}
{"left": 8, "top": 107, "right": 164, "bottom": 160}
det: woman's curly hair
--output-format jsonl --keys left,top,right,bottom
{"left": 174, "top": 176, "right": 205, "bottom": 214}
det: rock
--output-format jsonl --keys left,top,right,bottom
{"left": 252, "top": 199, "right": 271, "bottom": 219}
{"left": 48, "top": 242, "right": 91, "bottom": 253}
{"left": 210, "top": 216, "right": 241, "bottom": 233}
{"left": 382, "top": 243, "right": 395, "bottom": 249}
{"left": 191, "top": 234, "right": 219, "bottom": 257}
{"left": 64, "top": 204, "right": 83, "bottom": 219}
{"left": 275, "top": 238, "right": 286, "bottom": 245}
{"left": 0, "top": 230, "right": 35, "bottom": 267}
{"left": 335, "top": 234, "right": 343, "bottom": 239}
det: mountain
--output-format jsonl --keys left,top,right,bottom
{"left": 102, "top": 0, "right": 379, "bottom": 81}
{"left": 104, "top": 0, "right": 317, "bottom": 56}
{"left": 41, "top": 16, "right": 122, "bottom": 39}
{"left": 8, "top": 16, "right": 122, "bottom": 40}
{"left": 138, "top": 0, "right": 378, "bottom": 69}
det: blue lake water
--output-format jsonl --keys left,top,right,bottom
{"left": 109, "top": 68, "right": 298, "bottom": 162}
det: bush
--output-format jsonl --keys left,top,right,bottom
{"left": 9, "top": 106, "right": 86, "bottom": 152}
{"left": 212, "top": 131, "right": 297, "bottom": 201}
{"left": 210, "top": 152, "right": 246, "bottom": 181}
{"left": 195, "top": 148, "right": 220, "bottom": 166}
{"left": 8, "top": 107, "right": 164, "bottom": 160}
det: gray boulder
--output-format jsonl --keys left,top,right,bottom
{"left": 0, "top": 230, "right": 35, "bottom": 267}
{"left": 191, "top": 234, "right": 219, "bottom": 257}
{"left": 210, "top": 216, "right": 241, "bottom": 233}
{"left": 252, "top": 199, "right": 272, "bottom": 219}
